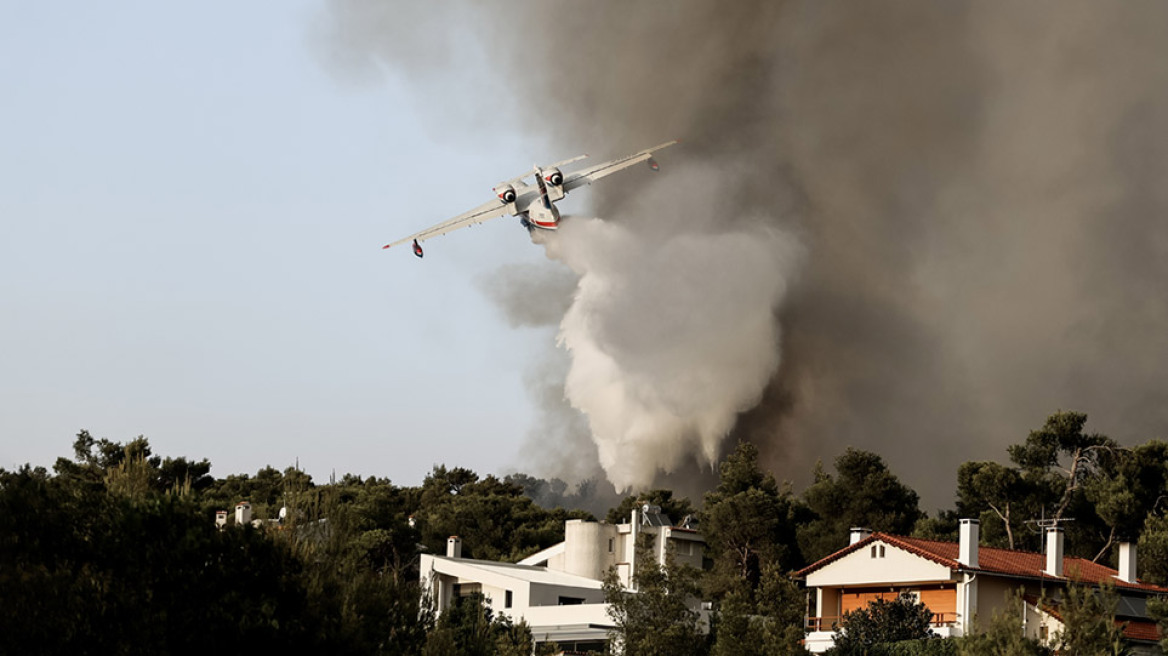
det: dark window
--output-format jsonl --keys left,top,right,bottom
{"left": 505, "top": 590, "right": 513, "bottom": 608}
{"left": 454, "top": 583, "right": 481, "bottom": 598}
{"left": 558, "top": 596, "right": 585, "bottom": 606}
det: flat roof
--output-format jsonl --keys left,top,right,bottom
{"left": 428, "top": 555, "right": 605, "bottom": 589}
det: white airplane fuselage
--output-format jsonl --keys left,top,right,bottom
{"left": 519, "top": 166, "right": 564, "bottom": 231}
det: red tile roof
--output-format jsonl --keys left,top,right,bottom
{"left": 1023, "top": 594, "right": 1163, "bottom": 643}
{"left": 1123, "top": 620, "right": 1161, "bottom": 643}
{"left": 794, "top": 532, "right": 1168, "bottom": 594}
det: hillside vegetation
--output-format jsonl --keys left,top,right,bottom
{"left": 3, "top": 411, "right": 1168, "bottom": 654}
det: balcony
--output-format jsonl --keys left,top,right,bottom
{"left": 803, "top": 613, "right": 962, "bottom": 653}
{"left": 805, "top": 612, "right": 959, "bottom": 632}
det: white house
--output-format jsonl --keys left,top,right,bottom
{"left": 794, "top": 520, "right": 1166, "bottom": 654}
{"left": 419, "top": 504, "right": 705, "bottom": 653}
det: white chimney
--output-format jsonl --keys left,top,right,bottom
{"left": 447, "top": 535, "right": 462, "bottom": 558}
{"left": 1117, "top": 542, "right": 1137, "bottom": 584}
{"left": 1044, "top": 527, "right": 1064, "bottom": 577}
{"left": 850, "top": 527, "right": 873, "bottom": 545}
{"left": 959, "top": 519, "right": 979, "bottom": 568}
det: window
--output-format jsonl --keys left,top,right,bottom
{"left": 454, "top": 583, "right": 481, "bottom": 598}
{"left": 871, "top": 546, "right": 877, "bottom": 558}
{"left": 505, "top": 590, "right": 512, "bottom": 609}
{"left": 879, "top": 545, "right": 886, "bottom": 558}
{"left": 608, "top": 538, "right": 615, "bottom": 553}
{"left": 558, "top": 596, "right": 585, "bottom": 606}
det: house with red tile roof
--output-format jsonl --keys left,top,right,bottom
{"left": 793, "top": 519, "right": 1166, "bottom": 654}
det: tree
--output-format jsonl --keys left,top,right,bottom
{"left": 1139, "top": 513, "right": 1168, "bottom": 585}
{"left": 54, "top": 430, "right": 213, "bottom": 496}
{"left": 1085, "top": 440, "right": 1168, "bottom": 561}
{"left": 1007, "top": 411, "right": 1116, "bottom": 524}
{"left": 956, "top": 461, "right": 1029, "bottom": 550}
{"left": 828, "top": 594, "right": 934, "bottom": 655}
{"left": 755, "top": 563, "right": 812, "bottom": 655}
{"left": 604, "top": 536, "right": 708, "bottom": 656}
{"left": 421, "top": 592, "right": 537, "bottom": 656}
{"left": 955, "top": 592, "right": 1050, "bottom": 656}
{"left": 957, "top": 411, "right": 1131, "bottom": 559}
{"left": 700, "top": 444, "right": 809, "bottom": 656}
{"left": 606, "top": 489, "right": 696, "bottom": 526}
{"left": 1051, "top": 584, "right": 1130, "bottom": 656}
{"left": 912, "top": 510, "right": 960, "bottom": 543}
{"left": 0, "top": 463, "right": 314, "bottom": 654}
{"left": 432, "top": 592, "right": 496, "bottom": 656}
{"left": 294, "top": 477, "right": 430, "bottom": 656}
{"left": 709, "top": 583, "right": 762, "bottom": 656}
{"left": 493, "top": 616, "right": 536, "bottom": 656}
{"left": 707, "top": 571, "right": 807, "bottom": 656}
{"left": 416, "top": 466, "right": 590, "bottom": 562}
{"left": 799, "top": 449, "right": 923, "bottom": 563}
{"left": 702, "top": 443, "right": 808, "bottom": 591}
{"left": 1148, "top": 596, "right": 1168, "bottom": 653}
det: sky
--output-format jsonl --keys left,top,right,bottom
{"left": 6, "top": 3, "right": 1168, "bottom": 509}
{"left": 0, "top": 2, "right": 555, "bottom": 485}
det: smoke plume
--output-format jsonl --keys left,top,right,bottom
{"left": 540, "top": 214, "right": 801, "bottom": 489}
{"left": 321, "top": 1, "right": 1168, "bottom": 504}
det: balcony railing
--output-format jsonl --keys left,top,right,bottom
{"left": 805, "top": 612, "right": 958, "bottom": 632}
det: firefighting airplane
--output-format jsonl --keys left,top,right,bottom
{"left": 382, "top": 140, "right": 679, "bottom": 257}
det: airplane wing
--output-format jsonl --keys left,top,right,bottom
{"left": 562, "top": 140, "right": 679, "bottom": 192}
{"left": 497, "top": 154, "right": 589, "bottom": 187}
{"left": 382, "top": 197, "right": 513, "bottom": 251}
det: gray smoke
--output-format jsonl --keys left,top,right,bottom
{"left": 321, "top": 1, "right": 1168, "bottom": 504}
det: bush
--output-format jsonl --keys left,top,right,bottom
{"left": 873, "top": 639, "right": 960, "bottom": 656}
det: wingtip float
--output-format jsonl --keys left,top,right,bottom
{"left": 381, "top": 140, "right": 680, "bottom": 259}
{"left": 381, "top": 239, "right": 425, "bottom": 258}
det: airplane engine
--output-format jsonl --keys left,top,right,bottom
{"left": 493, "top": 184, "right": 517, "bottom": 204}
{"left": 542, "top": 167, "right": 564, "bottom": 186}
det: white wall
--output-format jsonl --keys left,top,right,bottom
{"left": 564, "top": 521, "right": 619, "bottom": 580}
{"left": 806, "top": 541, "right": 954, "bottom": 587}
{"left": 522, "top": 603, "right": 611, "bottom": 628}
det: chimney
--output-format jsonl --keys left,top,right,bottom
{"left": 958, "top": 519, "right": 979, "bottom": 568}
{"left": 850, "top": 527, "right": 873, "bottom": 545}
{"left": 1117, "top": 542, "right": 1137, "bottom": 584}
{"left": 446, "top": 535, "right": 462, "bottom": 558}
{"left": 1044, "top": 527, "right": 1064, "bottom": 577}
{"left": 235, "top": 501, "right": 252, "bottom": 526}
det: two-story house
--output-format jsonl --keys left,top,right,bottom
{"left": 794, "top": 519, "right": 1166, "bottom": 654}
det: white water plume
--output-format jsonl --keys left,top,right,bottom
{"left": 537, "top": 217, "right": 802, "bottom": 489}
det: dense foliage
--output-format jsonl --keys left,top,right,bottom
{"left": 0, "top": 433, "right": 577, "bottom": 655}
{"left": 827, "top": 595, "right": 936, "bottom": 655}
{"left": 603, "top": 536, "right": 708, "bottom": 656}
{"left": 3, "top": 409, "right": 1167, "bottom": 654}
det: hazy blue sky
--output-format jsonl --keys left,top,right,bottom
{"left": 1, "top": 2, "right": 558, "bottom": 484}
